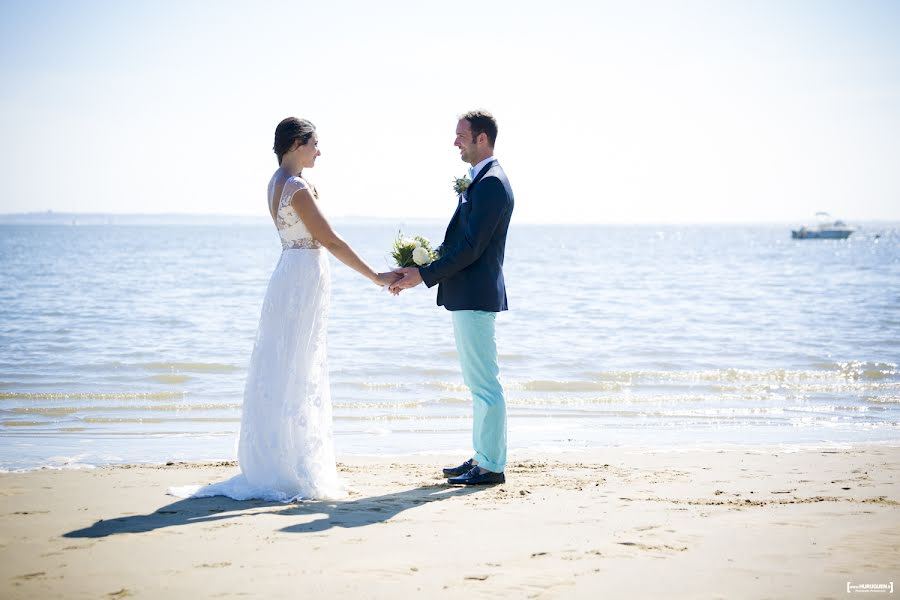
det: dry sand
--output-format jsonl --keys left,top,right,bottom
{"left": 1, "top": 446, "right": 898, "bottom": 599}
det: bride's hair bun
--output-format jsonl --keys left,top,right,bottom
{"left": 274, "top": 117, "right": 316, "bottom": 164}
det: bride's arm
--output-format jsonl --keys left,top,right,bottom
{"left": 291, "top": 189, "right": 397, "bottom": 286}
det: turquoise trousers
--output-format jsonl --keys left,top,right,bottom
{"left": 452, "top": 310, "right": 507, "bottom": 473}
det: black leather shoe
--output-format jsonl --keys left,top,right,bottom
{"left": 442, "top": 458, "right": 475, "bottom": 477}
{"left": 447, "top": 466, "right": 506, "bottom": 485}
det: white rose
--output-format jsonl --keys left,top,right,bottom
{"left": 413, "top": 239, "right": 422, "bottom": 248}
{"left": 401, "top": 237, "right": 416, "bottom": 248}
{"left": 412, "top": 246, "right": 432, "bottom": 266}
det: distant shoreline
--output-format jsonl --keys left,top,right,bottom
{"left": 0, "top": 212, "right": 444, "bottom": 226}
{"left": 1, "top": 212, "right": 897, "bottom": 227}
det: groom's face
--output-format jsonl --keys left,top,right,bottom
{"left": 454, "top": 119, "right": 478, "bottom": 165}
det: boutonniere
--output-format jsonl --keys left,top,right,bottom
{"left": 453, "top": 175, "right": 471, "bottom": 195}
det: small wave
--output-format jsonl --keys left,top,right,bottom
{"left": 423, "top": 381, "right": 469, "bottom": 392}
{"left": 864, "top": 396, "right": 900, "bottom": 405}
{"left": 148, "top": 374, "right": 192, "bottom": 384}
{"left": 710, "top": 384, "right": 780, "bottom": 393}
{"left": 784, "top": 405, "right": 875, "bottom": 414}
{"left": 1, "top": 430, "right": 239, "bottom": 439}
{"left": 344, "top": 382, "right": 408, "bottom": 390}
{"left": 833, "top": 361, "right": 898, "bottom": 381}
{"left": 81, "top": 417, "right": 240, "bottom": 424}
{"left": 11, "top": 407, "right": 79, "bottom": 417}
{"left": 0, "top": 391, "right": 186, "bottom": 401}
{"left": 505, "top": 394, "right": 713, "bottom": 407}
{"left": 37, "top": 462, "right": 98, "bottom": 471}
{"left": 138, "top": 362, "right": 240, "bottom": 373}
{"left": 578, "top": 366, "right": 899, "bottom": 384}
{"left": 341, "top": 379, "right": 467, "bottom": 391}
{"left": 647, "top": 406, "right": 854, "bottom": 418}
{"left": 339, "top": 426, "right": 470, "bottom": 435}
{"left": 23, "top": 453, "right": 114, "bottom": 471}
{"left": 780, "top": 382, "right": 900, "bottom": 393}
{"left": 333, "top": 399, "right": 428, "bottom": 410}
{"left": 430, "top": 396, "right": 469, "bottom": 405}
{"left": 513, "top": 380, "right": 624, "bottom": 392}
{"left": 12, "top": 403, "right": 241, "bottom": 415}
{"left": 334, "top": 414, "right": 466, "bottom": 422}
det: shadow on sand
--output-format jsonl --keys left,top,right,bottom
{"left": 64, "top": 484, "right": 483, "bottom": 539}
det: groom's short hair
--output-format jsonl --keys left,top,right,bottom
{"left": 461, "top": 110, "right": 498, "bottom": 147}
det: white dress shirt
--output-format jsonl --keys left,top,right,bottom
{"left": 463, "top": 156, "right": 495, "bottom": 203}
{"left": 470, "top": 156, "right": 495, "bottom": 182}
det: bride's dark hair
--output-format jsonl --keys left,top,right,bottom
{"left": 273, "top": 117, "right": 316, "bottom": 165}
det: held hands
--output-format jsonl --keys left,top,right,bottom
{"left": 372, "top": 268, "right": 422, "bottom": 294}
{"left": 375, "top": 271, "right": 403, "bottom": 288}
{"left": 388, "top": 267, "right": 423, "bottom": 295}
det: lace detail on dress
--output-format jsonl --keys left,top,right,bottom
{"left": 272, "top": 176, "right": 322, "bottom": 251}
{"left": 283, "top": 238, "right": 323, "bottom": 250}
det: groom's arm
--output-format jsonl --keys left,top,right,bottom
{"left": 419, "top": 177, "right": 511, "bottom": 288}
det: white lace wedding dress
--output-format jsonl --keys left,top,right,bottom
{"left": 169, "top": 175, "right": 344, "bottom": 502}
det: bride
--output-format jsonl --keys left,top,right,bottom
{"left": 171, "top": 117, "right": 399, "bottom": 502}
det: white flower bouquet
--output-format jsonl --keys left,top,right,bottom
{"left": 390, "top": 231, "right": 439, "bottom": 267}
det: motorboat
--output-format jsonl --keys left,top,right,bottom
{"left": 791, "top": 212, "right": 854, "bottom": 239}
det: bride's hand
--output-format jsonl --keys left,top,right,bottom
{"left": 374, "top": 271, "right": 402, "bottom": 287}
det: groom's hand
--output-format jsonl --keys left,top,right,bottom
{"left": 389, "top": 267, "right": 423, "bottom": 294}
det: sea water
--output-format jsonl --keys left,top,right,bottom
{"left": 1, "top": 223, "right": 898, "bottom": 470}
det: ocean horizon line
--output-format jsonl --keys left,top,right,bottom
{"left": 1, "top": 211, "right": 898, "bottom": 228}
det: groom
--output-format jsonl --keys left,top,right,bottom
{"left": 390, "top": 110, "right": 514, "bottom": 485}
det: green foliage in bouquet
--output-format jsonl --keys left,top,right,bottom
{"left": 391, "top": 231, "right": 438, "bottom": 268}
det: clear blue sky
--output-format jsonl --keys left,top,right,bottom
{"left": 1, "top": 0, "right": 899, "bottom": 223}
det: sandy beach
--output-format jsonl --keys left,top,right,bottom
{"left": 1, "top": 446, "right": 898, "bottom": 599}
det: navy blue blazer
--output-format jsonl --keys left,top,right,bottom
{"left": 419, "top": 159, "right": 514, "bottom": 312}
